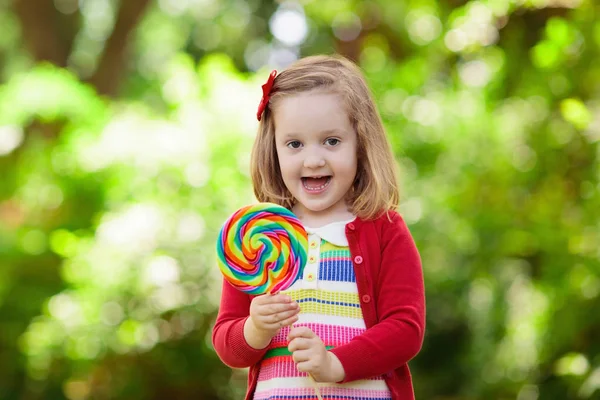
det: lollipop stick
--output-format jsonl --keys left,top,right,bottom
{"left": 308, "top": 373, "right": 324, "bottom": 400}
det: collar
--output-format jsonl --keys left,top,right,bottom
{"left": 304, "top": 217, "right": 356, "bottom": 247}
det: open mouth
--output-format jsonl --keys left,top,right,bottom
{"left": 301, "top": 176, "right": 332, "bottom": 193}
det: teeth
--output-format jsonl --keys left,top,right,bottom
{"left": 307, "top": 184, "right": 327, "bottom": 190}
{"left": 302, "top": 177, "right": 331, "bottom": 191}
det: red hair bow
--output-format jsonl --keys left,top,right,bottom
{"left": 257, "top": 70, "right": 277, "bottom": 121}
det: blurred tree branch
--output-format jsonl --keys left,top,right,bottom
{"left": 87, "top": 0, "right": 152, "bottom": 96}
{"left": 12, "top": 0, "right": 152, "bottom": 97}
{"left": 13, "top": 0, "right": 72, "bottom": 67}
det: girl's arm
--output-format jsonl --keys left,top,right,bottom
{"left": 211, "top": 279, "right": 270, "bottom": 368}
{"left": 330, "top": 212, "right": 426, "bottom": 382}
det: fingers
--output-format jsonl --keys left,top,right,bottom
{"left": 286, "top": 329, "right": 330, "bottom": 379}
{"left": 278, "top": 314, "right": 299, "bottom": 327}
{"left": 291, "top": 349, "right": 311, "bottom": 363}
{"left": 249, "top": 295, "right": 300, "bottom": 332}
{"left": 288, "top": 338, "right": 317, "bottom": 372}
{"left": 266, "top": 308, "right": 300, "bottom": 325}
{"left": 295, "top": 361, "right": 313, "bottom": 374}
{"left": 287, "top": 326, "right": 315, "bottom": 340}
{"left": 254, "top": 293, "right": 293, "bottom": 305}
{"left": 266, "top": 303, "right": 299, "bottom": 318}
{"left": 288, "top": 337, "right": 311, "bottom": 353}
{"left": 254, "top": 296, "right": 299, "bottom": 317}
{"left": 261, "top": 303, "right": 299, "bottom": 321}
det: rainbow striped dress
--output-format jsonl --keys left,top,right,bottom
{"left": 253, "top": 219, "right": 392, "bottom": 400}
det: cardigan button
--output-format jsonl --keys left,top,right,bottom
{"left": 362, "top": 295, "right": 371, "bottom": 303}
{"left": 347, "top": 223, "right": 355, "bottom": 231}
{"left": 354, "top": 255, "right": 363, "bottom": 264}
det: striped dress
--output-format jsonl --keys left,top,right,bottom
{"left": 253, "top": 219, "right": 392, "bottom": 400}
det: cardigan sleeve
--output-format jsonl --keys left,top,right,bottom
{"left": 330, "top": 212, "right": 425, "bottom": 382}
{"left": 211, "top": 279, "right": 270, "bottom": 368}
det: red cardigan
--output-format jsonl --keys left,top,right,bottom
{"left": 211, "top": 210, "right": 426, "bottom": 400}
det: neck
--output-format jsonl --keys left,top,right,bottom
{"left": 291, "top": 206, "right": 355, "bottom": 228}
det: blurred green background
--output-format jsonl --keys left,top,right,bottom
{"left": 0, "top": 0, "right": 599, "bottom": 399}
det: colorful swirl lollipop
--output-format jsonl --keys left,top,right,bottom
{"left": 216, "top": 203, "right": 307, "bottom": 295}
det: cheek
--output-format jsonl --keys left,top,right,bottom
{"left": 337, "top": 154, "right": 358, "bottom": 173}
{"left": 348, "top": 152, "right": 358, "bottom": 174}
{"left": 341, "top": 161, "right": 358, "bottom": 184}
{"left": 275, "top": 147, "right": 284, "bottom": 167}
{"left": 279, "top": 164, "right": 292, "bottom": 180}
{"left": 276, "top": 151, "right": 295, "bottom": 179}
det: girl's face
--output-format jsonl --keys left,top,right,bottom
{"left": 273, "top": 91, "right": 357, "bottom": 224}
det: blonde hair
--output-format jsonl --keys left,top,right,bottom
{"left": 250, "top": 54, "right": 400, "bottom": 220}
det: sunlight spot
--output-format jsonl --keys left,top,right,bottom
{"left": 403, "top": 96, "right": 441, "bottom": 126}
{"left": 101, "top": 301, "right": 124, "bottom": 326}
{"left": 332, "top": 12, "right": 362, "bottom": 42}
{"left": 517, "top": 384, "right": 539, "bottom": 400}
{"left": 399, "top": 197, "right": 423, "bottom": 224}
{"left": 407, "top": 11, "right": 442, "bottom": 45}
{"left": 445, "top": 29, "right": 467, "bottom": 52}
{"left": 39, "top": 184, "right": 64, "bottom": 210}
{"left": 63, "top": 380, "right": 90, "bottom": 400}
{"left": 459, "top": 60, "right": 492, "bottom": 87}
{"left": 48, "top": 293, "right": 83, "bottom": 328}
{"left": 579, "top": 367, "right": 600, "bottom": 398}
{"left": 136, "top": 322, "right": 160, "bottom": 350}
{"left": 511, "top": 145, "right": 537, "bottom": 172}
{"left": 97, "top": 205, "right": 162, "bottom": 251}
{"left": 469, "top": 279, "right": 493, "bottom": 312}
{"left": 158, "top": 0, "right": 189, "bottom": 16}
{"left": 270, "top": 3, "right": 308, "bottom": 46}
{"left": 185, "top": 162, "right": 210, "bottom": 187}
{"left": 144, "top": 256, "right": 181, "bottom": 287}
{"left": 555, "top": 353, "right": 590, "bottom": 376}
{"left": 150, "top": 283, "right": 186, "bottom": 312}
{"left": 0, "top": 125, "right": 24, "bottom": 156}
{"left": 177, "top": 212, "right": 205, "bottom": 242}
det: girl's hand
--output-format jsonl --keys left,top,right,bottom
{"left": 248, "top": 293, "right": 300, "bottom": 337}
{"left": 287, "top": 327, "right": 346, "bottom": 383}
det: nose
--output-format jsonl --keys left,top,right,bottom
{"left": 303, "top": 153, "right": 326, "bottom": 169}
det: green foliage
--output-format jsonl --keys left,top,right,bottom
{"left": 0, "top": 0, "right": 599, "bottom": 399}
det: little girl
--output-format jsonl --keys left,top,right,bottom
{"left": 212, "top": 55, "right": 425, "bottom": 400}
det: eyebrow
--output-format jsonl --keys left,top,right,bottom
{"left": 281, "top": 129, "right": 346, "bottom": 140}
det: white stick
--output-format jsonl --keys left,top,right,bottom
{"left": 308, "top": 373, "right": 324, "bottom": 400}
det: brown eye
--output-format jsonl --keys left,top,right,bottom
{"left": 325, "top": 138, "right": 340, "bottom": 146}
{"left": 287, "top": 141, "right": 302, "bottom": 149}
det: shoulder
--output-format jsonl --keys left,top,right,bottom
{"left": 374, "top": 211, "right": 418, "bottom": 255}
{"left": 372, "top": 209, "right": 409, "bottom": 236}
{"left": 354, "top": 209, "right": 411, "bottom": 243}
{"left": 372, "top": 211, "right": 421, "bottom": 262}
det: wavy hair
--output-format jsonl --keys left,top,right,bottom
{"left": 250, "top": 54, "right": 400, "bottom": 220}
